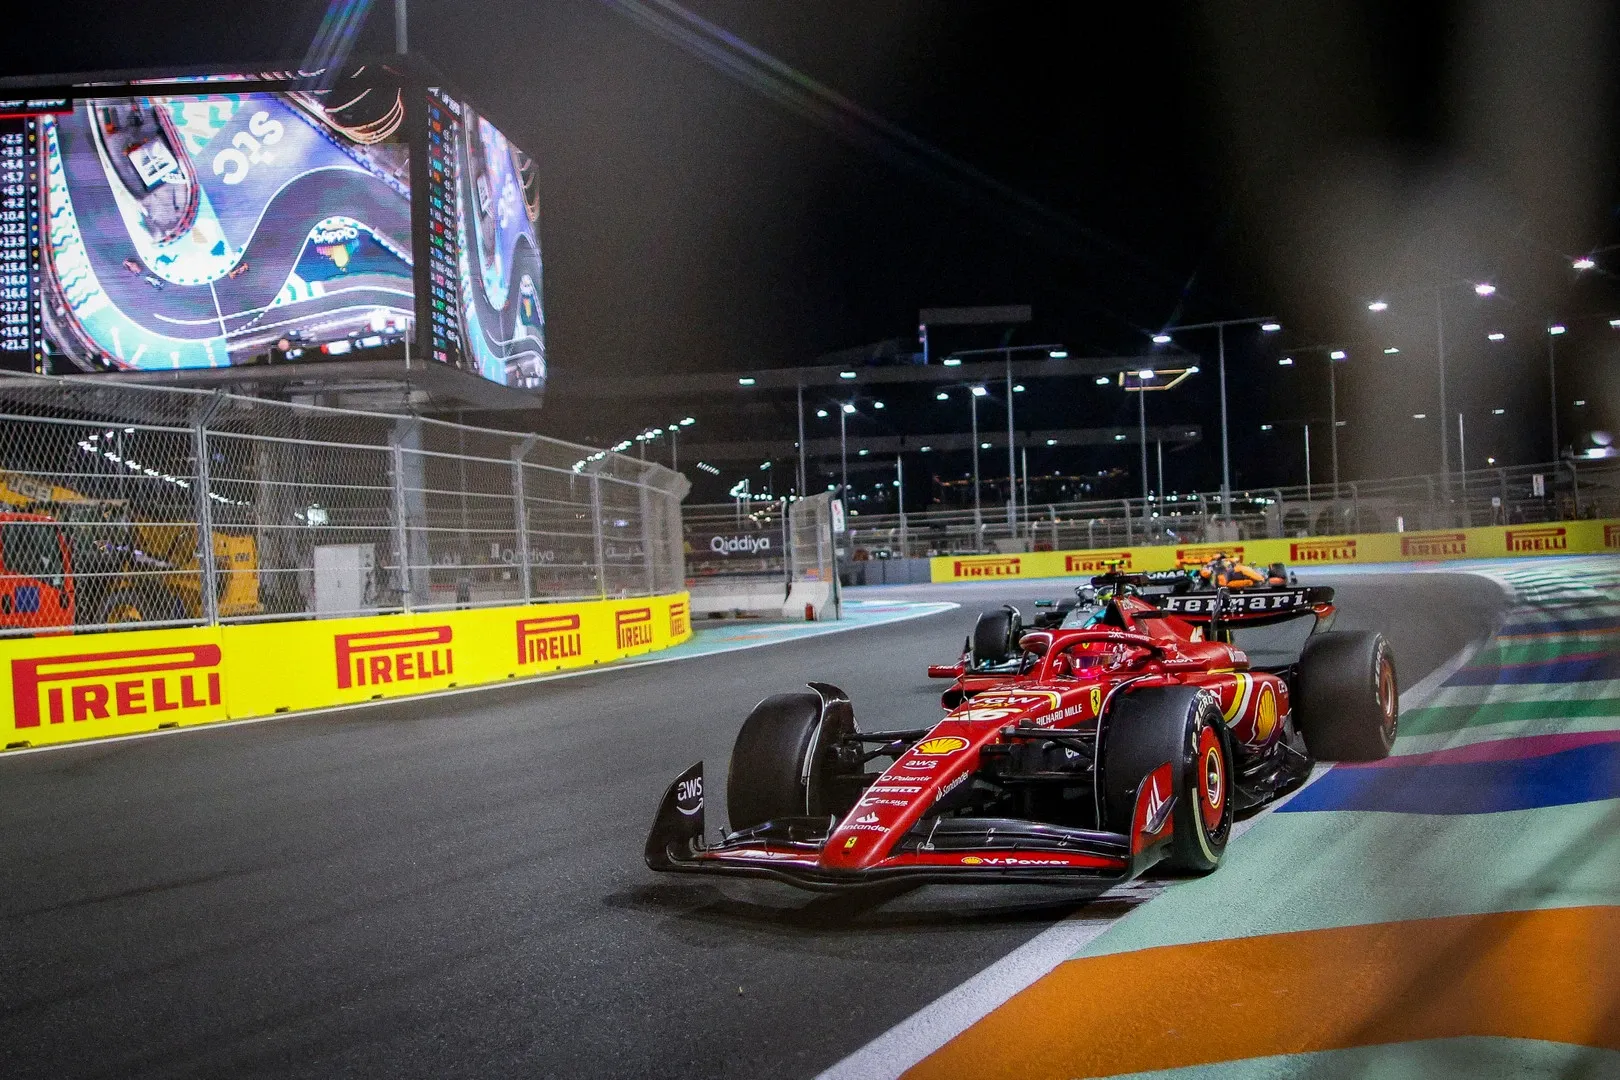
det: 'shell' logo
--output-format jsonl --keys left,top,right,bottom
{"left": 1506, "top": 527, "right": 1568, "bottom": 553}
{"left": 1177, "top": 545, "right": 1244, "bottom": 565}
{"left": 1606, "top": 524, "right": 1620, "bottom": 549}
{"left": 1290, "top": 538, "right": 1357, "bottom": 562}
{"left": 11, "top": 645, "right": 222, "bottom": 729}
{"left": 1401, "top": 532, "right": 1467, "bottom": 558}
{"left": 669, "top": 600, "right": 689, "bottom": 639}
{"left": 1065, "top": 552, "right": 1132, "bottom": 572}
{"left": 616, "top": 607, "right": 654, "bottom": 649}
{"left": 953, "top": 557, "right": 1021, "bottom": 579}
{"left": 516, "top": 614, "right": 582, "bottom": 666}
{"left": 335, "top": 626, "right": 453, "bottom": 689}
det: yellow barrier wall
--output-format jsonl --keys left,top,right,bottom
{"left": 2, "top": 593, "right": 692, "bottom": 750}
{"left": 930, "top": 519, "right": 1620, "bottom": 582}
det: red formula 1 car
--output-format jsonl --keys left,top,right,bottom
{"left": 645, "top": 573, "right": 1398, "bottom": 892}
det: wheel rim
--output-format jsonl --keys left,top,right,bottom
{"left": 1376, "top": 653, "right": 1398, "bottom": 740}
{"left": 1196, "top": 726, "right": 1226, "bottom": 834}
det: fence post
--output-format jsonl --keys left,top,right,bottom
{"left": 191, "top": 397, "right": 223, "bottom": 625}
{"left": 638, "top": 469, "right": 656, "bottom": 595}
{"left": 511, "top": 436, "right": 536, "bottom": 603}
{"left": 590, "top": 473, "right": 607, "bottom": 598}
{"left": 390, "top": 430, "right": 413, "bottom": 614}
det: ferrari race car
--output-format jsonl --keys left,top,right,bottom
{"left": 645, "top": 572, "right": 1397, "bottom": 892}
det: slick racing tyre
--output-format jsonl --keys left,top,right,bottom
{"left": 727, "top": 687, "right": 855, "bottom": 830}
{"left": 1296, "top": 630, "right": 1398, "bottom": 761}
{"left": 972, "top": 606, "right": 1023, "bottom": 667}
{"left": 1102, "top": 686, "right": 1233, "bottom": 874}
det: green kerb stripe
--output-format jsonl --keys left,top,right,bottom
{"left": 1400, "top": 697, "right": 1620, "bottom": 736}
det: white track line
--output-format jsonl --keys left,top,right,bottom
{"left": 816, "top": 583, "right": 1497, "bottom": 1080}
{"left": 0, "top": 601, "right": 956, "bottom": 761}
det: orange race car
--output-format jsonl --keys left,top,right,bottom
{"left": 1193, "top": 554, "right": 1291, "bottom": 589}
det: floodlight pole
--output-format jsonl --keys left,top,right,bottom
{"left": 1138, "top": 385, "right": 1148, "bottom": 506}
{"left": 970, "top": 393, "right": 982, "bottom": 535}
{"left": 1217, "top": 324, "right": 1229, "bottom": 517}
{"left": 1005, "top": 349, "right": 1016, "bottom": 531}
{"left": 395, "top": 0, "right": 409, "bottom": 54}
{"left": 796, "top": 383, "right": 807, "bottom": 499}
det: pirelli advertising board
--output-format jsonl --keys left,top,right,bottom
{"left": 931, "top": 519, "right": 1620, "bottom": 583}
{"left": 2, "top": 593, "right": 691, "bottom": 750}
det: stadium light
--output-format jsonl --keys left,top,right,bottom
{"left": 1487, "top": 332, "right": 1505, "bottom": 341}
{"left": 841, "top": 402, "right": 856, "bottom": 414}
{"left": 1474, "top": 282, "right": 1496, "bottom": 297}
{"left": 1045, "top": 438, "right": 1057, "bottom": 445}
{"left": 935, "top": 392, "right": 948, "bottom": 401}
{"left": 738, "top": 377, "right": 756, "bottom": 386}
{"left": 1548, "top": 324, "right": 1567, "bottom": 335}
{"left": 1094, "top": 376, "right": 1110, "bottom": 385}
{"left": 680, "top": 416, "right": 695, "bottom": 425}
{"left": 1260, "top": 322, "right": 1281, "bottom": 332}
{"left": 1574, "top": 257, "right": 1596, "bottom": 270}
{"left": 1368, "top": 300, "right": 1389, "bottom": 312}
{"left": 816, "top": 408, "right": 828, "bottom": 418}
{"left": 970, "top": 385, "right": 988, "bottom": 397}
{"left": 839, "top": 371, "right": 857, "bottom": 380}
{"left": 1383, "top": 347, "right": 1399, "bottom": 354}
{"left": 1260, "top": 424, "right": 1273, "bottom": 431}
{"left": 1330, "top": 350, "right": 1347, "bottom": 360}
{"left": 872, "top": 401, "right": 885, "bottom": 409}
{"left": 1150, "top": 333, "right": 1172, "bottom": 344}
{"left": 943, "top": 357, "right": 962, "bottom": 367}
{"left": 1048, "top": 349, "right": 1068, "bottom": 359}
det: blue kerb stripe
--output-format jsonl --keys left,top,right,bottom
{"left": 1445, "top": 654, "right": 1620, "bottom": 686}
{"left": 1280, "top": 741, "right": 1620, "bottom": 815}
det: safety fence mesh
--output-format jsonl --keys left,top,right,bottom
{"left": 0, "top": 373, "right": 688, "bottom": 636}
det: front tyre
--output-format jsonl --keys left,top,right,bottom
{"left": 726, "top": 686, "right": 855, "bottom": 830}
{"left": 1103, "top": 686, "right": 1233, "bottom": 874}
{"left": 1295, "top": 631, "right": 1398, "bottom": 761}
{"left": 971, "top": 605, "right": 1022, "bottom": 667}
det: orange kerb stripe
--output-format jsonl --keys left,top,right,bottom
{"left": 905, "top": 905, "right": 1620, "bottom": 1080}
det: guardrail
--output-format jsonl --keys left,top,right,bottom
{"left": 0, "top": 374, "right": 688, "bottom": 636}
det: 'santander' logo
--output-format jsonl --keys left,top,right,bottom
{"left": 1177, "top": 545, "right": 1244, "bottom": 565}
{"left": 335, "top": 626, "right": 453, "bottom": 689}
{"left": 11, "top": 644, "right": 222, "bottom": 729}
{"left": 669, "top": 600, "right": 689, "bottom": 639}
{"left": 1290, "top": 538, "right": 1358, "bottom": 562}
{"left": 616, "top": 607, "right": 654, "bottom": 649}
{"left": 516, "top": 614, "right": 582, "bottom": 666}
{"left": 1506, "top": 527, "right": 1568, "bottom": 553}
{"left": 1401, "top": 532, "right": 1467, "bottom": 558}
{"left": 1065, "top": 552, "right": 1132, "bottom": 572}
{"left": 953, "top": 557, "right": 1021, "bottom": 579}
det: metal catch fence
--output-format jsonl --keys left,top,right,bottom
{"left": 838, "top": 459, "right": 1620, "bottom": 559}
{"left": 0, "top": 373, "right": 687, "bottom": 636}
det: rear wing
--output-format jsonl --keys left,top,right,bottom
{"left": 1157, "top": 585, "right": 1335, "bottom": 627}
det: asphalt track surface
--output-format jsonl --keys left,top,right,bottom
{"left": 0, "top": 572, "right": 1506, "bottom": 1079}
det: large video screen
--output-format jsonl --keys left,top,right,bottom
{"left": 424, "top": 89, "right": 545, "bottom": 390}
{"left": 7, "top": 72, "right": 417, "bottom": 374}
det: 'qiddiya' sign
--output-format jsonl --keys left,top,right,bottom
{"left": 709, "top": 535, "right": 772, "bottom": 555}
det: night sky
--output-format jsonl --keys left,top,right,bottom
{"left": 10, "top": 1, "right": 1619, "bottom": 503}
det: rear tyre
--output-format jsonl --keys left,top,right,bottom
{"left": 1295, "top": 630, "right": 1398, "bottom": 761}
{"left": 726, "top": 687, "right": 855, "bottom": 830}
{"left": 971, "top": 606, "right": 1022, "bottom": 667}
{"left": 1102, "top": 686, "right": 1233, "bottom": 873}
